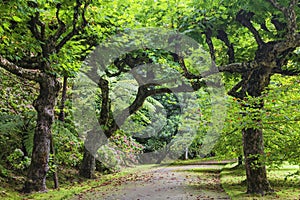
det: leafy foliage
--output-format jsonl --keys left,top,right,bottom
{"left": 52, "top": 121, "right": 83, "bottom": 168}
{"left": 97, "top": 130, "right": 143, "bottom": 172}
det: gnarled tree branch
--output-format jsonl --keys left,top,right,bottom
{"left": 53, "top": 3, "right": 66, "bottom": 41}
{"left": 204, "top": 28, "right": 216, "bottom": 62}
{"left": 55, "top": 0, "right": 89, "bottom": 52}
{"left": 236, "top": 10, "right": 265, "bottom": 47}
{"left": 267, "top": 0, "right": 298, "bottom": 40}
{"left": 0, "top": 55, "right": 40, "bottom": 81}
{"left": 217, "top": 29, "right": 235, "bottom": 63}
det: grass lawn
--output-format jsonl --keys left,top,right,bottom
{"left": 220, "top": 163, "right": 300, "bottom": 200}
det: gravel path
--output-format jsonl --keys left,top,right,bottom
{"left": 73, "top": 164, "right": 230, "bottom": 200}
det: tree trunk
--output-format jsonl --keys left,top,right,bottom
{"left": 79, "top": 129, "right": 107, "bottom": 178}
{"left": 24, "top": 75, "right": 60, "bottom": 193}
{"left": 80, "top": 147, "right": 96, "bottom": 179}
{"left": 79, "top": 78, "right": 113, "bottom": 178}
{"left": 50, "top": 76, "right": 68, "bottom": 188}
{"left": 242, "top": 127, "right": 273, "bottom": 195}
{"left": 241, "top": 66, "right": 273, "bottom": 195}
{"left": 58, "top": 76, "right": 68, "bottom": 122}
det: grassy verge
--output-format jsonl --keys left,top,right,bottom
{"left": 167, "top": 157, "right": 236, "bottom": 166}
{"left": 0, "top": 164, "right": 156, "bottom": 200}
{"left": 220, "top": 163, "right": 300, "bottom": 200}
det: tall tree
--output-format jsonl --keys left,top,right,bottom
{"left": 0, "top": 1, "right": 89, "bottom": 192}
{"left": 177, "top": 0, "right": 300, "bottom": 194}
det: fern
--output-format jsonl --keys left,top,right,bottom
{"left": 23, "top": 129, "right": 34, "bottom": 156}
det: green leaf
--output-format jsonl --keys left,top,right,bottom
{"left": 12, "top": 16, "right": 22, "bottom": 22}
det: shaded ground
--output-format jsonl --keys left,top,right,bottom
{"left": 72, "top": 164, "right": 230, "bottom": 200}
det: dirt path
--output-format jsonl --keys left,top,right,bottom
{"left": 73, "top": 164, "right": 230, "bottom": 200}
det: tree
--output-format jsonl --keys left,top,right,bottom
{"left": 176, "top": 0, "right": 300, "bottom": 194}
{"left": 75, "top": 29, "right": 218, "bottom": 177}
{"left": 0, "top": 1, "right": 89, "bottom": 192}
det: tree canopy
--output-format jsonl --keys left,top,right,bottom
{"left": 0, "top": 0, "right": 299, "bottom": 196}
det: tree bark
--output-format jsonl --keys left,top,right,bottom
{"left": 50, "top": 76, "right": 68, "bottom": 189}
{"left": 58, "top": 76, "right": 68, "bottom": 122}
{"left": 241, "top": 67, "right": 273, "bottom": 195}
{"left": 23, "top": 75, "right": 60, "bottom": 193}
{"left": 242, "top": 127, "right": 272, "bottom": 195}
{"left": 79, "top": 127, "right": 107, "bottom": 178}
{"left": 80, "top": 146, "right": 96, "bottom": 179}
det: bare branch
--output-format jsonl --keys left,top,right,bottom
{"left": 0, "top": 55, "right": 40, "bottom": 81}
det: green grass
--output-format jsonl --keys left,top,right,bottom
{"left": 220, "top": 163, "right": 300, "bottom": 200}
{"left": 166, "top": 157, "right": 236, "bottom": 166}
{"left": 0, "top": 164, "right": 156, "bottom": 200}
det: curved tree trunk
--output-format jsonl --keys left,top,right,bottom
{"left": 24, "top": 75, "right": 60, "bottom": 193}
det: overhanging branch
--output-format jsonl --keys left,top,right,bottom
{"left": 0, "top": 55, "right": 40, "bottom": 81}
{"left": 218, "top": 61, "right": 258, "bottom": 74}
{"left": 236, "top": 10, "right": 264, "bottom": 47}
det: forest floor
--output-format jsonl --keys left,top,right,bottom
{"left": 71, "top": 162, "right": 231, "bottom": 200}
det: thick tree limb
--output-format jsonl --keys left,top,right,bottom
{"left": 217, "top": 29, "right": 235, "bottom": 63}
{"left": 227, "top": 79, "right": 244, "bottom": 98}
{"left": 114, "top": 82, "right": 199, "bottom": 129}
{"left": 271, "top": 16, "right": 286, "bottom": 33}
{"left": 28, "top": 12, "right": 42, "bottom": 41}
{"left": 236, "top": 10, "right": 265, "bottom": 47}
{"left": 0, "top": 55, "right": 40, "bottom": 81}
{"left": 218, "top": 62, "right": 258, "bottom": 73}
{"left": 267, "top": 0, "right": 298, "bottom": 40}
{"left": 204, "top": 28, "right": 216, "bottom": 62}
{"left": 16, "top": 60, "right": 40, "bottom": 69}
